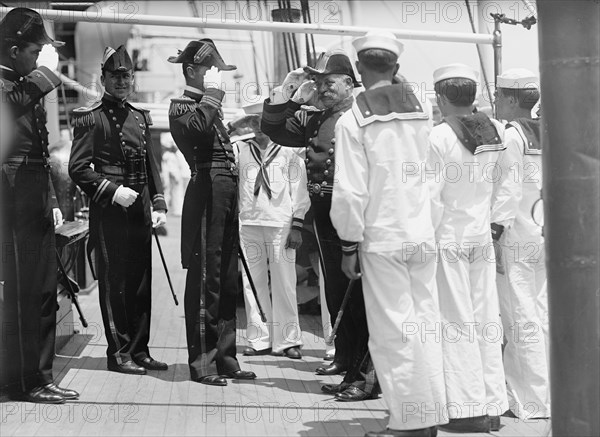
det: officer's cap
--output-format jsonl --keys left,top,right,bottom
{"left": 303, "top": 50, "right": 360, "bottom": 88}
{"left": 0, "top": 7, "right": 64, "bottom": 47}
{"left": 352, "top": 31, "right": 404, "bottom": 58}
{"left": 433, "top": 63, "right": 479, "bottom": 84}
{"left": 497, "top": 68, "right": 539, "bottom": 89}
{"left": 167, "top": 39, "right": 236, "bottom": 71}
{"left": 101, "top": 45, "right": 133, "bottom": 72}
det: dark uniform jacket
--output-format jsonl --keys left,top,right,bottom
{"left": 261, "top": 96, "right": 354, "bottom": 201}
{"left": 1, "top": 65, "right": 60, "bottom": 202}
{"left": 69, "top": 93, "right": 166, "bottom": 251}
{"left": 168, "top": 86, "right": 237, "bottom": 268}
{"left": 0, "top": 64, "right": 62, "bottom": 389}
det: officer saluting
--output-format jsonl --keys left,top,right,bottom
{"left": 69, "top": 46, "right": 168, "bottom": 375}
{"left": 168, "top": 39, "right": 256, "bottom": 386}
{"left": 1, "top": 7, "right": 79, "bottom": 404}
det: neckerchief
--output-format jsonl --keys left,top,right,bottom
{"left": 249, "top": 141, "right": 281, "bottom": 199}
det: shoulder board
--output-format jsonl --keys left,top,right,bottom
{"left": 169, "top": 97, "right": 197, "bottom": 117}
{"left": 127, "top": 102, "right": 153, "bottom": 126}
{"left": 71, "top": 101, "right": 102, "bottom": 128}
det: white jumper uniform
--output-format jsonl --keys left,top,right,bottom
{"left": 428, "top": 115, "right": 509, "bottom": 418}
{"left": 331, "top": 84, "right": 446, "bottom": 430}
{"left": 236, "top": 140, "right": 310, "bottom": 353}
{"left": 491, "top": 119, "right": 549, "bottom": 419}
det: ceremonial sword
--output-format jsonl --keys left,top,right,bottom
{"left": 153, "top": 228, "right": 179, "bottom": 306}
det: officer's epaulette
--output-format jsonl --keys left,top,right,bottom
{"left": 71, "top": 101, "right": 102, "bottom": 128}
{"left": 127, "top": 102, "right": 153, "bottom": 126}
{"left": 0, "top": 78, "right": 14, "bottom": 92}
{"left": 169, "top": 97, "right": 197, "bottom": 117}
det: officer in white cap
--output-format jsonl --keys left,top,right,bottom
{"left": 331, "top": 30, "right": 444, "bottom": 436}
{"left": 491, "top": 69, "right": 549, "bottom": 419}
{"left": 428, "top": 63, "right": 509, "bottom": 433}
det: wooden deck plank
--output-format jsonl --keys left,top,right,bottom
{"left": 0, "top": 217, "right": 551, "bottom": 436}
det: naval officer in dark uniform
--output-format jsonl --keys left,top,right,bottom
{"left": 69, "top": 46, "right": 168, "bottom": 375}
{"left": 167, "top": 39, "right": 256, "bottom": 386}
{"left": 0, "top": 7, "right": 79, "bottom": 403}
{"left": 261, "top": 51, "right": 378, "bottom": 401}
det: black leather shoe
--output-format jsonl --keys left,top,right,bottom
{"left": 315, "top": 362, "right": 347, "bottom": 375}
{"left": 135, "top": 357, "right": 168, "bottom": 371}
{"left": 196, "top": 375, "right": 227, "bottom": 386}
{"left": 489, "top": 415, "right": 501, "bottom": 431}
{"left": 283, "top": 346, "right": 302, "bottom": 359}
{"left": 244, "top": 347, "right": 271, "bottom": 356}
{"left": 323, "top": 352, "right": 335, "bottom": 361}
{"left": 223, "top": 370, "right": 257, "bottom": 380}
{"left": 23, "top": 386, "right": 65, "bottom": 404}
{"left": 364, "top": 426, "right": 437, "bottom": 437}
{"left": 335, "top": 385, "right": 378, "bottom": 402}
{"left": 442, "top": 415, "right": 490, "bottom": 433}
{"left": 107, "top": 360, "right": 147, "bottom": 375}
{"left": 43, "top": 383, "right": 79, "bottom": 400}
{"left": 321, "top": 382, "right": 350, "bottom": 395}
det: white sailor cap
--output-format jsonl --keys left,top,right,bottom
{"left": 352, "top": 31, "right": 404, "bottom": 58}
{"left": 242, "top": 95, "right": 268, "bottom": 115}
{"left": 433, "top": 63, "right": 479, "bottom": 84}
{"left": 497, "top": 68, "right": 539, "bottom": 89}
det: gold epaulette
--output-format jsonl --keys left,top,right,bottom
{"left": 71, "top": 101, "right": 101, "bottom": 128}
{"left": 169, "top": 97, "right": 197, "bottom": 117}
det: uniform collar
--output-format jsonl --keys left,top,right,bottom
{"left": 184, "top": 85, "right": 204, "bottom": 100}
{"left": 328, "top": 95, "right": 354, "bottom": 114}
{"left": 0, "top": 64, "right": 21, "bottom": 81}
{"left": 102, "top": 92, "right": 128, "bottom": 108}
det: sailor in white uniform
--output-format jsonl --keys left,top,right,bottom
{"left": 492, "top": 68, "right": 549, "bottom": 419}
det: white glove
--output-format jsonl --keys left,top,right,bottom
{"left": 37, "top": 44, "right": 59, "bottom": 71}
{"left": 53, "top": 208, "right": 63, "bottom": 229}
{"left": 204, "top": 66, "right": 222, "bottom": 90}
{"left": 152, "top": 210, "right": 167, "bottom": 228}
{"left": 282, "top": 68, "right": 309, "bottom": 100}
{"left": 291, "top": 80, "right": 317, "bottom": 104}
{"left": 113, "top": 186, "right": 138, "bottom": 207}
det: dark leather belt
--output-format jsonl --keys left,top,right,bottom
{"left": 96, "top": 164, "right": 125, "bottom": 176}
{"left": 4, "top": 155, "right": 49, "bottom": 166}
{"left": 308, "top": 182, "right": 333, "bottom": 196}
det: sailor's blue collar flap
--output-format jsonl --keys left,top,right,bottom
{"left": 351, "top": 84, "right": 428, "bottom": 127}
{"left": 443, "top": 112, "right": 504, "bottom": 155}
{"left": 507, "top": 118, "right": 541, "bottom": 155}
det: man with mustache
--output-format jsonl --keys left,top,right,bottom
{"left": 261, "top": 51, "right": 378, "bottom": 401}
{"left": 69, "top": 45, "right": 168, "bottom": 375}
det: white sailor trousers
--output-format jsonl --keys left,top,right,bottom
{"left": 436, "top": 241, "right": 508, "bottom": 418}
{"left": 240, "top": 225, "right": 303, "bottom": 353}
{"left": 360, "top": 242, "right": 446, "bottom": 430}
{"left": 497, "top": 238, "right": 550, "bottom": 419}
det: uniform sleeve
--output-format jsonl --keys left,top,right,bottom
{"left": 143, "top": 112, "right": 167, "bottom": 211}
{"left": 427, "top": 129, "right": 447, "bottom": 231}
{"left": 260, "top": 99, "right": 306, "bottom": 147}
{"left": 68, "top": 115, "right": 119, "bottom": 208}
{"left": 168, "top": 88, "right": 224, "bottom": 138}
{"left": 491, "top": 127, "right": 523, "bottom": 228}
{"left": 1, "top": 67, "right": 61, "bottom": 118}
{"left": 288, "top": 149, "right": 310, "bottom": 230}
{"left": 330, "top": 112, "right": 368, "bottom": 253}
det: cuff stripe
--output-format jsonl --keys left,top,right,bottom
{"left": 93, "top": 179, "right": 110, "bottom": 202}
